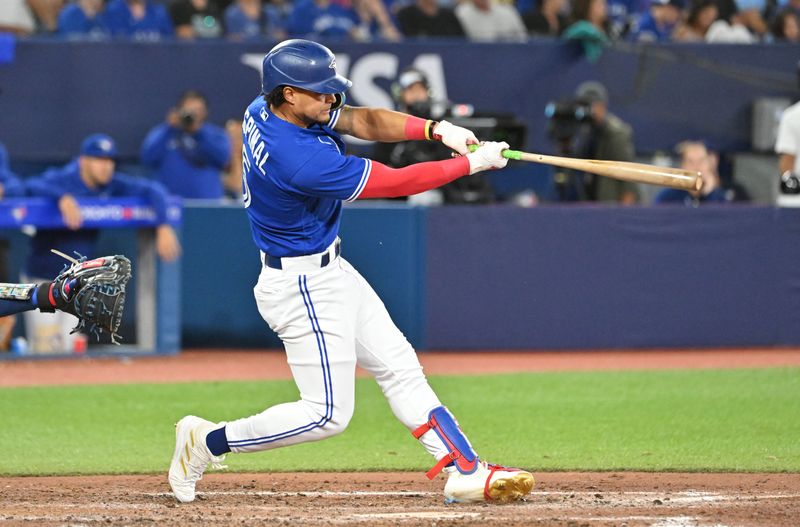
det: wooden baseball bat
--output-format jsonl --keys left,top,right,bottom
{"left": 469, "top": 146, "right": 702, "bottom": 191}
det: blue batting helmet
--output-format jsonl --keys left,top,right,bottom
{"left": 261, "top": 39, "right": 352, "bottom": 105}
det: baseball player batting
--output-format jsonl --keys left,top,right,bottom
{"left": 168, "top": 39, "right": 534, "bottom": 505}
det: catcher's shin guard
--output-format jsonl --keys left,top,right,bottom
{"left": 412, "top": 406, "right": 479, "bottom": 479}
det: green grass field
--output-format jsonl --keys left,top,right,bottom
{"left": 2, "top": 368, "right": 798, "bottom": 476}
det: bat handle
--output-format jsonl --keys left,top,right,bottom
{"left": 467, "top": 143, "right": 522, "bottom": 160}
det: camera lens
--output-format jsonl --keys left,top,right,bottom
{"left": 179, "top": 110, "right": 195, "bottom": 127}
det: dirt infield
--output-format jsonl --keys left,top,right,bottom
{"left": 2, "top": 347, "right": 800, "bottom": 387}
{"left": 2, "top": 472, "right": 799, "bottom": 526}
{"left": 2, "top": 348, "right": 799, "bottom": 526}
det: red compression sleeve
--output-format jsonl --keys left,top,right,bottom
{"left": 359, "top": 157, "right": 470, "bottom": 199}
{"left": 404, "top": 116, "right": 435, "bottom": 141}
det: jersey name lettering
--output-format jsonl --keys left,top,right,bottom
{"left": 243, "top": 113, "right": 269, "bottom": 175}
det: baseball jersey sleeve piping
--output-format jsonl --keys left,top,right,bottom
{"left": 345, "top": 158, "right": 372, "bottom": 202}
{"left": 327, "top": 109, "right": 342, "bottom": 130}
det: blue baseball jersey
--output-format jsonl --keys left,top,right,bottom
{"left": 240, "top": 97, "right": 371, "bottom": 258}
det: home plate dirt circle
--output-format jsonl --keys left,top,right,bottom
{"left": 2, "top": 471, "right": 798, "bottom": 526}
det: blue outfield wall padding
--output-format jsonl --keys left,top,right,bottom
{"left": 425, "top": 206, "right": 800, "bottom": 350}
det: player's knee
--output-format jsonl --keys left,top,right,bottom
{"left": 321, "top": 404, "right": 354, "bottom": 436}
{"left": 304, "top": 399, "right": 354, "bottom": 437}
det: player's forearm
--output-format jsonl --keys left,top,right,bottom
{"left": 140, "top": 125, "right": 174, "bottom": 166}
{"left": 337, "top": 107, "right": 433, "bottom": 143}
{"left": 195, "top": 127, "right": 232, "bottom": 169}
{"left": 25, "top": 178, "right": 65, "bottom": 199}
{"left": 359, "top": 158, "right": 469, "bottom": 199}
{"left": 779, "top": 154, "right": 795, "bottom": 175}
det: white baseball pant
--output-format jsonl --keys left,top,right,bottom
{"left": 223, "top": 242, "right": 449, "bottom": 462}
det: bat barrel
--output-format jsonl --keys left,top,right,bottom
{"left": 506, "top": 150, "right": 702, "bottom": 192}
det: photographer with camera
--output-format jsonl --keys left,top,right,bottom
{"left": 546, "top": 81, "right": 638, "bottom": 204}
{"left": 776, "top": 63, "right": 800, "bottom": 197}
{"left": 372, "top": 68, "right": 494, "bottom": 205}
{"left": 140, "top": 90, "right": 231, "bottom": 200}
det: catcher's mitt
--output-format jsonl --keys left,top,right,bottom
{"left": 51, "top": 250, "right": 132, "bottom": 344}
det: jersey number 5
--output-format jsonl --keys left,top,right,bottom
{"left": 242, "top": 148, "right": 252, "bottom": 208}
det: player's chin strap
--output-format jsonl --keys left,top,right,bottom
{"left": 412, "top": 406, "right": 479, "bottom": 480}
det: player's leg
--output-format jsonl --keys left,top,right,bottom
{"left": 169, "top": 264, "right": 358, "bottom": 502}
{"left": 223, "top": 267, "right": 358, "bottom": 452}
{"left": 341, "top": 258, "right": 534, "bottom": 503}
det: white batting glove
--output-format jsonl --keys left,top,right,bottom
{"left": 466, "top": 141, "right": 509, "bottom": 175}
{"left": 431, "top": 120, "right": 479, "bottom": 155}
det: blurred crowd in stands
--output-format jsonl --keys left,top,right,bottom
{"left": 0, "top": 0, "right": 796, "bottom": 44}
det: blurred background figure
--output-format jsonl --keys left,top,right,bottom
{"left": 23, "top": 133, "right": 180, "bottom": 353}
{"left": 775, "top": 73, "right": 800, "bottom": 194}
{"left": 771, "top": 8, "right": 800, "bottom": 42}
{"left": 140, "top": 90, "right": 231, "bottom": 200}
{"left": 0, "top": 0, "right": 38, "bottom": 35}
{"left": 547, "top": 81, "right": 638, "bottom": 203}
{"left": 104, "top": 0, "right": 174, "bottom": 40}
{"left": 286, "top": 0, "right": 362, "bottom": 40}
{"left": 704, "top": 0, "right": 757, "bottom": 42}
{"left": 222, "top": 118, "right": 244, "bottom": 199}
{"left": 628, "top": 0, "right": 684, "bottom": 42}
{"left": 170, "top": 0, "right": 223, "bottom": 39}
{"left": 0, "top": 142, "right": 25, "bottom": 201}
{"left": 224, "top": 0, "right": 290, "bottom": 40}
{"left": 562, "top": 0, "right": 610, "bottom": 63}
{"left": 396, "top": 0, "right": 465, "bottom": 38}
{"left": 672, "top": 0, "right": 718, "bottom": 41}
{"left": 352, "top": 0, "right": 402, "bottom": 41}
{"left": 523, "top": 0, "right": 569, "bottom": 36}
{"left": 653, "top": 141, "right": 732, "bottom": 205}
{"left": 0, "top": 141, "right": 25, "bottom": 352}
{"left": 372, "top": 68, "right": 494, "bottom": 205}
{"left": 455, "top": 0, "right": 528, "bottom": 41}
{"left": 729, "top": 0, "right": 768, "bottom": 39}
{"left": 27, "top": 0, "right": 66, "bottom": 33}
{"left": 57, "top": 0, "right": 109, "bottom": 38}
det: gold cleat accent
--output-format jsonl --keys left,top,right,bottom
{"left": 487, "top": 472, "right": 535, "bottom": 503}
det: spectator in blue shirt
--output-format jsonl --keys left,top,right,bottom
{"left": 0, "top": 141, "right": 23, "bottom": 350}
{"left": 0, "top": 142, "right": 24, "bottom": 199}
{"left": 23, "top": 133, "right": 180, "bottom": 353}
{"left": 654, "top": 141, "right": 732, "bottom": 205}
{"left": 287, "top": 0, "right": 361, "bottom": 40}
{"left": 57, "top": 0, "right": 109, "bottom": 38}
{"left": 628, "top": 0, "right": 684, "bottom": 41}
{"left": 170, "top": 0, "right": 223, "bottom": 39}
{"left": 141, "top": 90, "right": 231, "bottom": 200}
{"left": 103, "top": 0, "right": 173, "bottom": 39}
{"left": 224, "top": 0, "right": 289, "bottom": 40}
